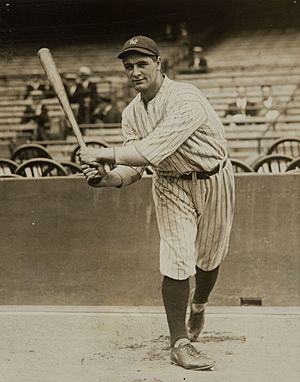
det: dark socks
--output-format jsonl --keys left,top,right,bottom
{"left": 193, "top": 266, "right": 220, "bottom": 304}
{"left": 162, "top": 276, "right": 190, "bottom": 347}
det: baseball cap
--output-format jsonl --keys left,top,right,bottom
{"left": 118, "top": 35, "right": 160, "bottom": 59}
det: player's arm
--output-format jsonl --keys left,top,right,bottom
{"left": 79, "top": 110, "right": 147, "bottom": 187}
{"left": 79, "top": 145, "right": 148, "bottom": 188}
{"left": 81, "top": 162, "right": 143, "bottom": 188}
{"left": 79, "top": 145, "right": 149, "bottom": 167}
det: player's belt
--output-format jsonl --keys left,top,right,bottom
{"left": 179, "top": 161, "right": 226, "bottom": 180}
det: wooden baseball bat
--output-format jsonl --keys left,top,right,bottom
{"left": 37, "top": 48, "right": 106, "bottom": 182}
{"left": 37, "top": 48, "right": 86, "bottom": 148}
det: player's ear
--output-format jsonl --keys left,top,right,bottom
{"left": 156, "top": 56, "right": 162, "bottom": 71}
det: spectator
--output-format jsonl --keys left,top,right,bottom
{"left": 42, "top": 81, "right": 55, "bottom": 99}
{"left": 92, "top": 95, "right": 123, "bottom": 124}
{"left": 225, "top": 85, "right": 257, "bottom": 122}
{"left": 258, "top": 84, "right": 280, "bottom": 122}
{"left": 72, "top": 66, "right": 98, "bottom": 124}
{"left": 21, "top": 90, "right": 51, "bottom": 140}
{"left": 63, "top": 73, "right": 78, "bottom": 102}
{"left": 188, "top": 46, "right": 208, "bottom": 73}
{"left": 24, "top": 69, "right": 45, "bottom": 99}
{"left": 23, "top": 69, "right": 55, "bottom": 99}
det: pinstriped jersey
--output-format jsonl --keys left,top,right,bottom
{"left": 122, "top": 75, "right": 227, "bottom": 177}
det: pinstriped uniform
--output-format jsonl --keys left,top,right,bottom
{"left": 122, "top": 75, "right": 235, "bottom": 278}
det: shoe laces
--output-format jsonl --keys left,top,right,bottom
{"left": 182, "top": 343, "right": 203, "bottom": 358}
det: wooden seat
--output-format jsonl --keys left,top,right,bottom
{"left": 267, "top": 137, "right": 300, "bottom": 157}
{"left": 0, "top": 158, "right": 18, "bottom": 176}
{"left": 11, "top": 143, "right": 52, "bottom": 164}
{"left": 15, "top": 158, "right": 68, "bottom": 177}
{"left": 285, "top": 157, "right": 300, "bottom": 172}
{"left": 60, "top": 161, "right": 83, "bottom": 175}
{"left": 253, "top": 154, "right": 293, "bottom": 173}
{"left": 230, "top": 159, "right": 254, "bottom": 173}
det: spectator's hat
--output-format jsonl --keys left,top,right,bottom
{"left": 79, "top": 66, "right": 92, "bottom": 75}
{"left": 193, "top": 46, "right": 203, "bottom": 53}
{"left": 118, "top": 35, "right": 160, "bottom": 59}
{"left": 64, "top": 73, "right": 77, "bottom": 80}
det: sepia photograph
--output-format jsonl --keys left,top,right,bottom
{"left": 0, "top": 0, "right": 299, "bottom": 381}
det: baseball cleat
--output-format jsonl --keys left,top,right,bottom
{"left": 187, "top": 288, "right": 206, "bottom": 341}
{"left": 170, "top": 341, "right": 215, "bottom": 371}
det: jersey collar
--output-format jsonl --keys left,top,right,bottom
{"left": 138, "top": 74, "right": 171, "bottom": 105}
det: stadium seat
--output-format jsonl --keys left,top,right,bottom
{"left": 60, "top": 161, "right": 83, "bottom": 175}
{"left": 230, "top": 159, "right": 254, "bottom": 173}
{"left": 267, "top": 137, "right": 300, "bottom": 158}
{"left": 253, "top": 154, "right": 293, "bottom": 173}
{"left": 0, "top": 158, "right": 18, "bottom": 176}
{"left": 285, "top": 157, "right": 300, "bottom": 172}
{"left": 11, "top": 143, "right": 52, "bottom": 164}
{"left": 15, "top": 158, "right": 68, "bottom": 177}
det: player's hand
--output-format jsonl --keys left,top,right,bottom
{"left": 78, "top": 147, "right": 115, "bottom": 165}
{"left": 81, "top": 163, "right": 107, "bottom": 186}
{"left": 81, "top": 163, "right": 122, "bottom": 188}
{"left": 78, "top": 147, "right": 101, "bottom": 164}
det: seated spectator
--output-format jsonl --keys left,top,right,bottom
{"left": 258, "top": 84, "right": 280, "bottom": 122}
{"left": 63, "top": 73, "right": 78, "bottom": 102}
{"left": 225, "top": 85, "right": 257, "bottom": 123}
{"left": 24, "top": 69, "right": 55, "bottom": 99}
{"left": 72, "top": 66, "right": 98, "bottom": 124}
{"left": 24, "top": 69, "right": 45, "bottom": 99}
{"left": 188, "top": 46, "right": 208, "bottom": 73}
{"left": 42, "top": 80, "right": 55, "bottom": 99}
{"left": 92, "top": 95, "right": 123, "bottom": 124}
{"left": 21, "top": 90, "right": 51, "bottom": 140}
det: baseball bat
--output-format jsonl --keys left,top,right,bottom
{"left": 37, "top": 48, "right": 106, "bottom": 181}
{"left": 37, "top": 47, "right": 86, "bottom": 148}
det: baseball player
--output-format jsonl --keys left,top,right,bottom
{"left": 78, "top": 35, "right": 235, "bottom": 371}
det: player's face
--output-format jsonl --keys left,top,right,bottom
{"left": 122, "top": 52, "right": 161, "bottom": 93}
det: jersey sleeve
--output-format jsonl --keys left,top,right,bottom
{"left": 134, "top": 91, "right": 207, "bottom": 166}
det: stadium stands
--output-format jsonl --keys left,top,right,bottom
{"left": 0, "top": 27, "right": 299, "bottom": 167}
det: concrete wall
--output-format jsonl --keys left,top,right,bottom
{"left": 0, "top": 174, "right": 299, "bottom": 306}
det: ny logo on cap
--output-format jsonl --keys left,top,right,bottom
{"left": 129, "top": 38, "right": 138, "bottom": 45}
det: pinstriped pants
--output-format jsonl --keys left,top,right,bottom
{"left": 152, "top": 159, "right": 235, "bottom": 279}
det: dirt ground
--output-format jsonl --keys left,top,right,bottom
{"left": 0, "top": 306, "right": 299, "bottom": 382}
